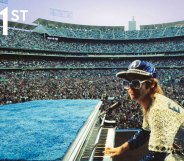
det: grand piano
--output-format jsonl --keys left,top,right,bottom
{"left": 62, "top": 101, "right": 116, "bottom": 161}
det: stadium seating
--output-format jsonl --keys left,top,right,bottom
{"left": 0, "top": 21, "right": 184, "bottom": 129}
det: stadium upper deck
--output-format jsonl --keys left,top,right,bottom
{"left": 140, "top": 20, "right": 184, "bottom": 30}
{"left": 30, "top": 19, "right": 184, "bottom": 40}
{"left": 0, "top": 19, "right": 184, "bottom": 56}
{"left": 1, "top": 19, "right": 184, "bottom": 40}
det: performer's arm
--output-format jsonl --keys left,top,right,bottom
{"left": 104, "top": 128, "right": 150, "bottom": 157}
{"left": 128, "top": 128, "right": 150, "bottom": 150}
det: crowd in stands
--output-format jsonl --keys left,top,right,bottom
{"left": 0, "top": 68, "right": 183, "bottom": 104}
{"left": 0, "top": 57, "right": 184, "bottom": 69}
{"left": 0, "top": 59, "right": 183, "bottom": 128}
{"left": 0, "top": 24, "right": 184, "bottom": 129}
{"left": 1, "top": 28, "right": 184, "bottom": 55}
{"left": 45, "top": 25, "right": 126, "bottom": 40}
{"left": 44, "top": 25, "right": 184, "bottom": 40}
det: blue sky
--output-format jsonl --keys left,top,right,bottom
{"left": 1, "top": 0, "right": 184, "bottom": 30}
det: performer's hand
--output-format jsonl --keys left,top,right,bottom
{"left": 104, "top": 147, "right": 122, "bottom": 157}
{"left": 104, "top": 142, "right": 129, "bottom": 157}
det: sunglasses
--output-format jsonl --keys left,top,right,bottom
{"left": 122, "top": 79, "right": 147, "bottom": 89}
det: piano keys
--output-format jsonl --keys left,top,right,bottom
{"left": 62, "top": 101, "right": 116, "bottom": 161}
{"left": 93, "top": 127, "right": 116, "bottom": 161}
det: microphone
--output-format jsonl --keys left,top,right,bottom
{"left": 98, "top": 102, "right": 121, "bottom": 118}
{"left": 106, "top": 101, "right": 121, "bottom": 112}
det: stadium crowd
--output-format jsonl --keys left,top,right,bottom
{"left": 1, "top": 28, "right": 184, "bottom": 54}
{"left": 0, "top": 58, "right": 128, "bottom": 68}
{"left": 43, "top": 25, "right": 184, "bottom": 40}
{"left": 0, "top": 24, "right": 184, "bottom": 129}
{"left": 0, "top": 57, "right": 184, "bottom": 68}
{"left": 0, "top": 65, "right": 183, "bottom": 128}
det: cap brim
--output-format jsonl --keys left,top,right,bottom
{"left": 116, "top": 71, "right": 152, "bottom": 80}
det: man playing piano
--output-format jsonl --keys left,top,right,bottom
{"left": 104, "top": 60, "right": 184, "bottom": 161}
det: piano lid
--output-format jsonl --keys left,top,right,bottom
{"left": 62, "top": 101, "right": 102, "bottom": 161}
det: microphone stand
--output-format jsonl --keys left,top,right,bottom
{"left": 99, "top": 103, "right": 120, "bottom": 127}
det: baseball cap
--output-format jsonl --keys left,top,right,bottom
{"left": 116, "top": 60, "right": 156, "bottom": 80}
